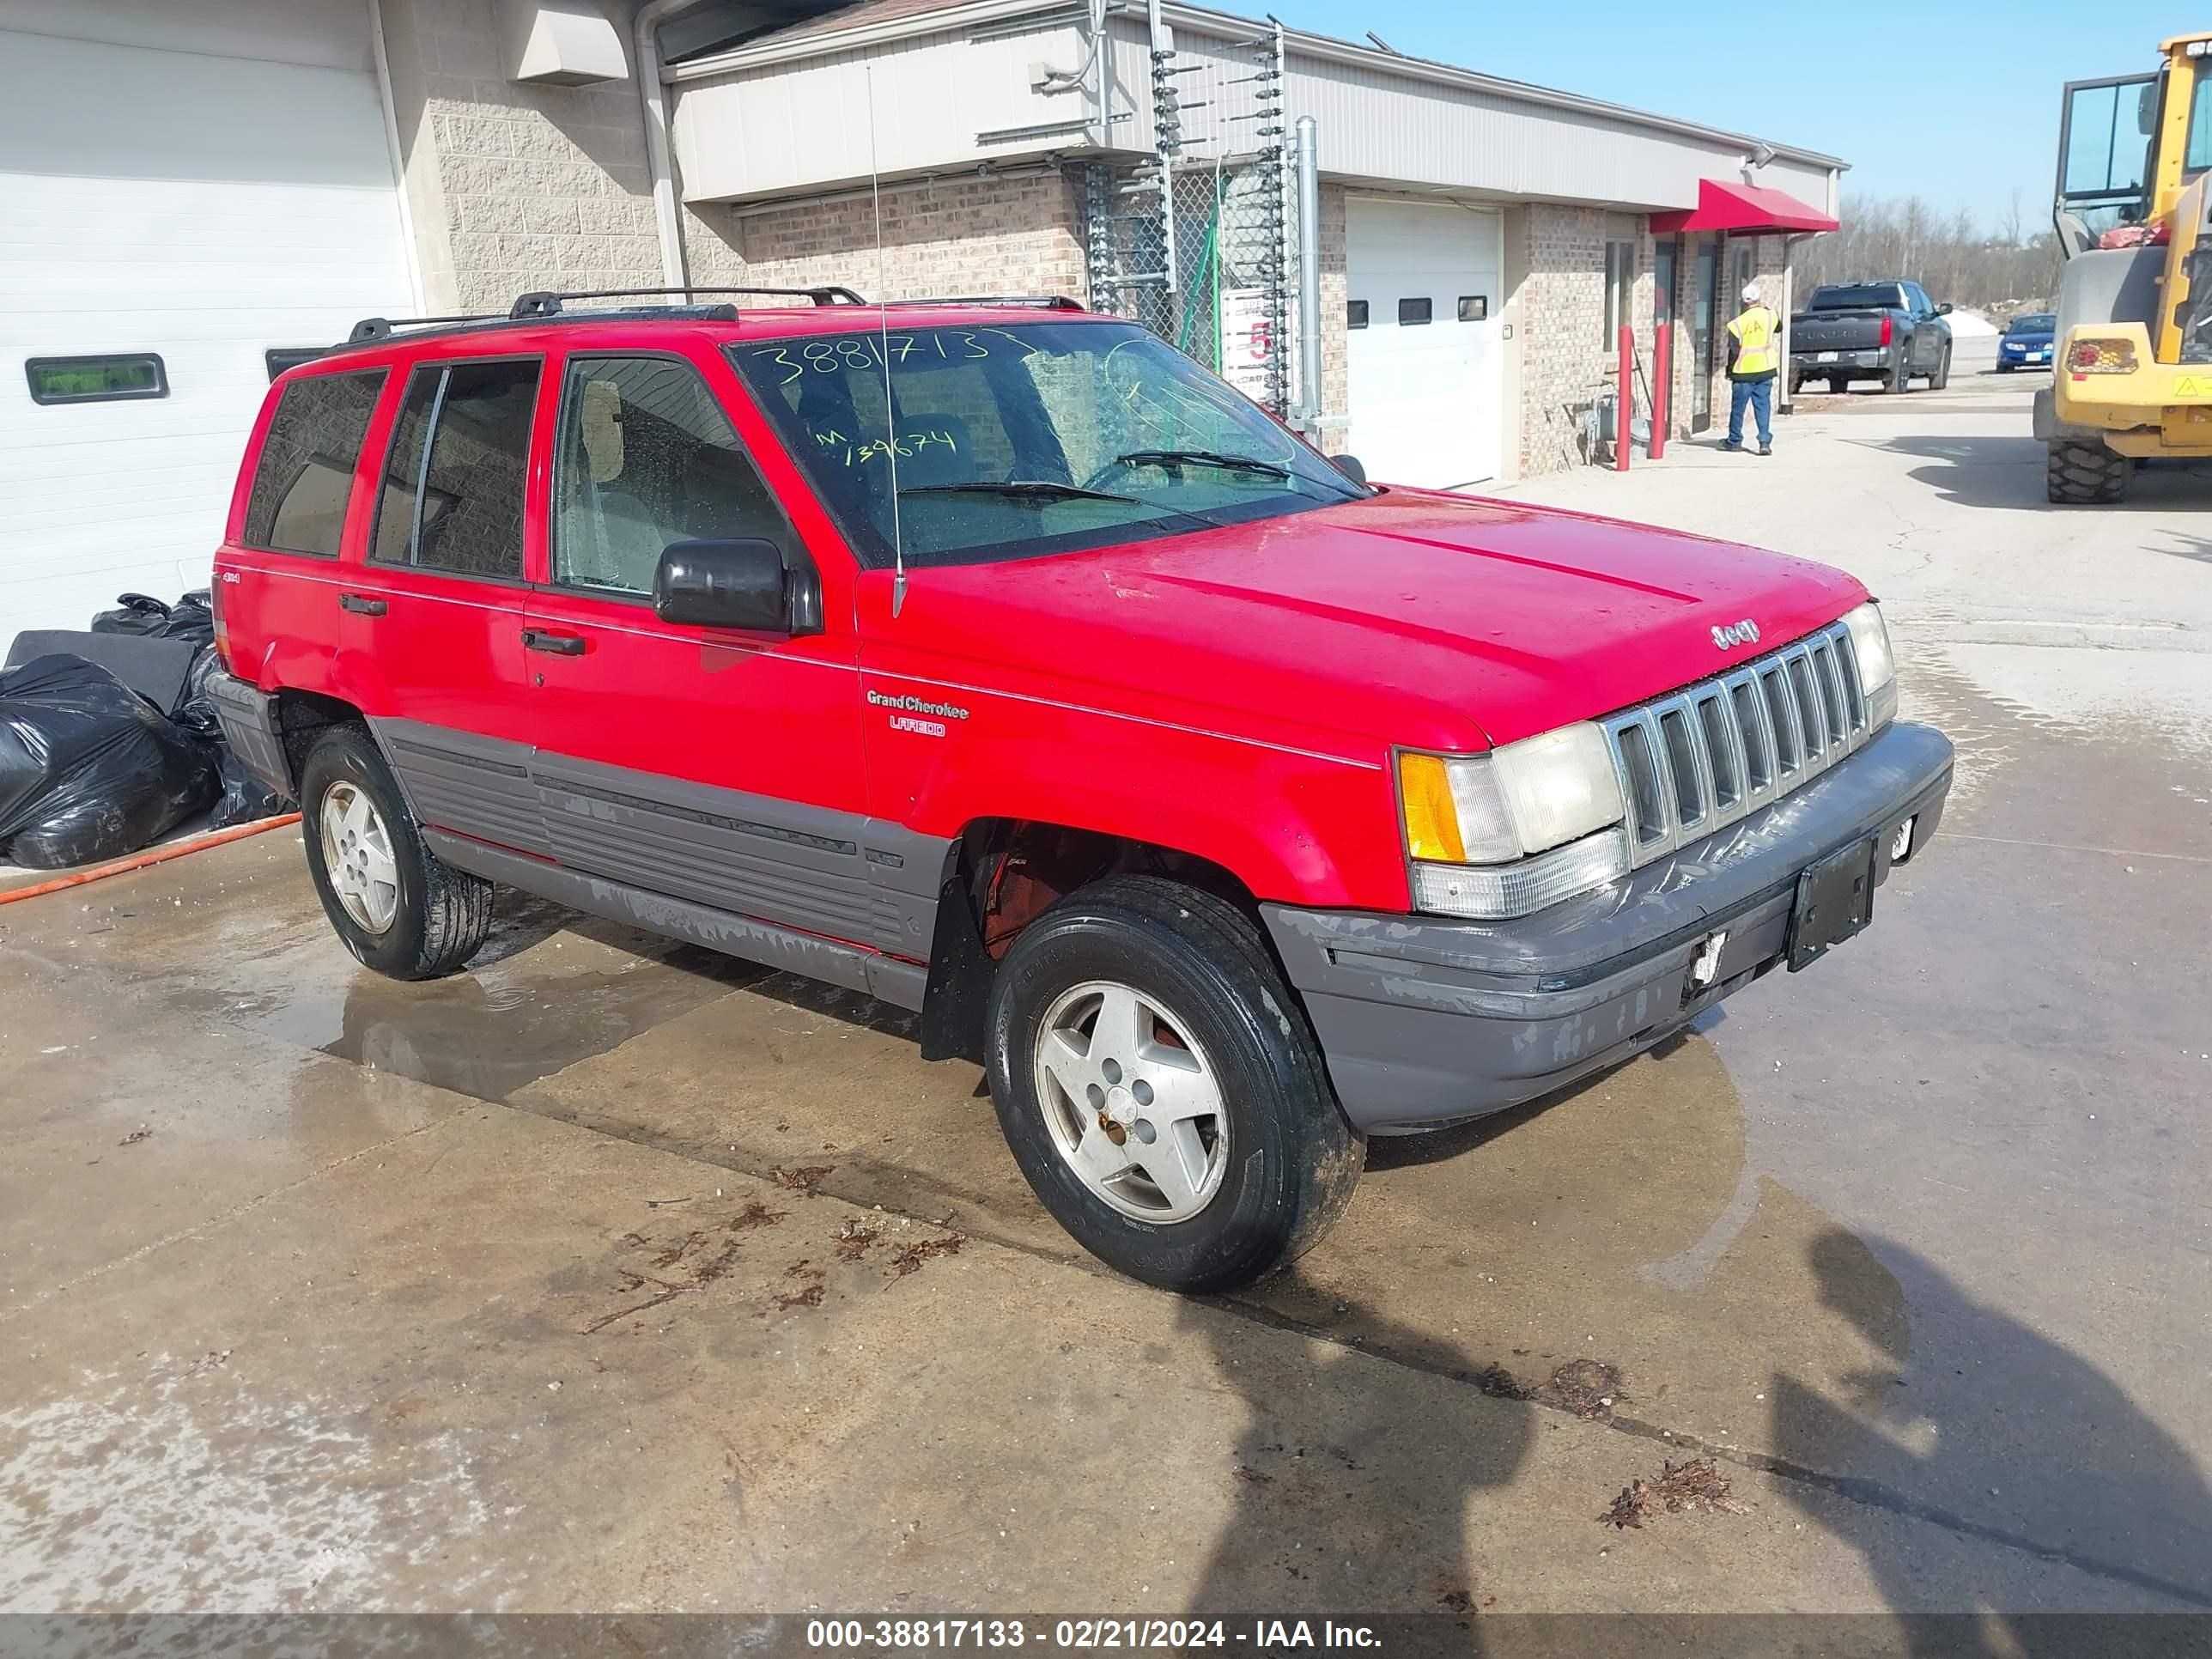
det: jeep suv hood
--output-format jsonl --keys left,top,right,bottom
{"left": 890, "top": 489, "right": 1868, "bottom": 753}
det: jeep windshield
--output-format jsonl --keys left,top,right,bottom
{"left": 727, "top": 320, "right": 1364, "bottom": 570}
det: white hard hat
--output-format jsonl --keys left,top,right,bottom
{"left": 1741, "top": 282, "right": 1763, "bottom": 304}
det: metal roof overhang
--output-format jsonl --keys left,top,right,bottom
{"left": 1651, "top": 178, "right": 1838, "bottom": 235}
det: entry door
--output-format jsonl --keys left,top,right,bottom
{"left": 1692, "top": 240, "right": 1719, "bottom": 431}
{"left": 521, "top": 349, "right": 883, "bottom": 951}
{"left": 1654, "top": 240, "right": 1678, "bottom": 431}
{"left": 1344, "top": 198, "right": 1504, "bottom": 489}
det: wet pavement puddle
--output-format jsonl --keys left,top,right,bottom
{"left": 222, "top": 893, "right": 775, "bottom": 1103}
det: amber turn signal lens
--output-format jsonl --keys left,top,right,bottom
{"left": 1397, "top": 753, "right": 1468, "bottom": 864}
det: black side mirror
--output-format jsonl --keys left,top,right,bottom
{"left": 1936, "top": 301, "right": 1953, "bottom": 316}
{"left": 1329, "top": 453, "right": 1369, "bottom": 486}
{"left": 654, "top": 538, "right": 790, "bottom": 632}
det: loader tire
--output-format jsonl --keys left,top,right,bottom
{"left": 2045, "top": 439, "right": 2130, "bottom": 505}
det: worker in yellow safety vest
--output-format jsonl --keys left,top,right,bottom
{"left": 1721, "top": 283, "right": 1781, "bottom": 456}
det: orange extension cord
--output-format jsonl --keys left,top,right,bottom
{"left": 0, "top": 812, "right": 301, "bottom": 905}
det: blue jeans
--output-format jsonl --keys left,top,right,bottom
{"left": 1728, "top": 378, "right": 1772, "bottom": 447}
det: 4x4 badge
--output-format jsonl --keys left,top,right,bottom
{"left": 1711, "top": 618, "right": 1761, "bottom": 650}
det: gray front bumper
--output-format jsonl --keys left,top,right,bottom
{"left": 1264, "top": 720, "right": 1954, "bottom": 1133}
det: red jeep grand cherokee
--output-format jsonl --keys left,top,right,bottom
{"left": 205, "top": 289, "right": 1952, "bottom": 1291}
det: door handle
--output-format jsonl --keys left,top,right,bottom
{"left": 339, "top": 592, "right": 386, "bottom": 616}
{"left": 521, "top": 628, "right": 586, "bottom": 656}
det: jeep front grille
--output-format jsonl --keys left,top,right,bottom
{"left": 1600, "top": 620, "right": 1874, "bottom": 866}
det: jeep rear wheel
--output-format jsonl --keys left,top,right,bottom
{"left": 300, "top": 726, "right": 493, "bottom": 979}
{"left": 986, "top": 875, "right": 1363, "bottom": 1291}
{"left": 2045, "top": 438, "right": 2130, "bottom": 505}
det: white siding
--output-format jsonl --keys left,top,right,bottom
{"left": 671, "top": 8, "right": 1838, "bottom": 212}
{"left": 1151, "top": 15, "right": 1834, "bottom": 209}
{"left": 0, "top": 18, "right": 410, "bottom": 635}
{"left": 671, "top": 16, "right": 1096, "bottom": 204}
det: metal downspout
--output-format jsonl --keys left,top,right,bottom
{"left": 366, "top": 0, "right": 428, "bottom": 312}
{"left": 1147, "top": 0, "right": 1178, "bottom": 339}
{"left": 1293, "top": 113, "right": 1321, "bottom": 435}
{"left": 636, "top": 0, "right": 710, "bottom": 289}
{"left": 1089, "top": 0, "right": 1109, "bottom": 149}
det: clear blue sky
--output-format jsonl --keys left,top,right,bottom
{"left": 1277, "top": 1, "right": 2199, "bottom": 234}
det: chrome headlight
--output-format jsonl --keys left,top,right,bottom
{"left": 1398, "top": 723, "right": 1629, "bottom": 920}
{"left": 1843, "top": 601, "right": 1898, "bottom": 728}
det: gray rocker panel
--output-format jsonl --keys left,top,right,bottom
{"left": 372, "top": 717, "right": 553, "bottom": 862}
{"left": 527, "top": 747, "right": 949, "bottom": 957}
{"left": 422, "top": 829, "right": 930, "bottom": 1012}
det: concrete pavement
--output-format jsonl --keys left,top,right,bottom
{"left": 2, "top": 341, "right": 2206, "bottom": 1633}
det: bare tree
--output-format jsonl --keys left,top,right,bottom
{"left": 1796, "top": 193, "right": 2060, "bottom": 313}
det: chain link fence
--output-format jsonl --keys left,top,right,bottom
{"left": 1083, "top": 27, "right": 1295, "bottom": 414}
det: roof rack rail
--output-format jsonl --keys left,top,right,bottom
{"left": 348, "top": 312, "right": 506, "bottom": 343}
{"left": 877, "top": 295, "right": 1086, "bottom": 311}
{"left": 508, "top": 285, "right": 866, "bottom": 319}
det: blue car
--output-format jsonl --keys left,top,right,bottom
{"left": 1997, "top": 313, "right": 2055, "bottom": 372}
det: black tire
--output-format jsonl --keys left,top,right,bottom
{"left": 1831, "top": 375, "right": 1850, "bottom": 393}
{"left": 1889, "top": 349, "right": 1913, "bottom": 393}
{"left": 1996, "top": 362, "right": 2014, "bottom": 374}
{"left": 2045, "top": 439, "right": 2130, "bottom": 505}
{"left": 299, "top": 725, "right": 493, "bottom": 979}
{"left": 1930, "top": 343, "right": 1951, "bottom": 391}
{"left": 986, "top": 875, "right": 1364, "bottom": 1292}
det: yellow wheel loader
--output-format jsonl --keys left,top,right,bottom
{"left": 2042, "top": 33, "right": 2212, "bottom": 503}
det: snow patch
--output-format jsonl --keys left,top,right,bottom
{"left": 0, "top": 1358, "right": 495, "bottom": 1613}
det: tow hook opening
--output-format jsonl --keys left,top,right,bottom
{"left": 1687, "top": 930, "right": 1729, "bottom": 993}
{"left": 1890, "top": 815, "right": 1917, "bottom": 865}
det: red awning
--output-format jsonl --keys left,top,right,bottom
{"left": 1650, "top": 178, "right": 1838, "bottom": 236}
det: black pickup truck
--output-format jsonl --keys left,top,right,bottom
{"left": 1790, "top": 281, "right": 1954, "bottom": 394}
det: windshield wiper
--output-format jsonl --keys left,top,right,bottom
{"left": 1114, "top": 449, "right": 1364, "bottom": 501}
{"left": 899, "top": 480, "right": 1145, "bottom": 504}
{"left": 1113, "top": 449, "right": 1291, "bottom": 479}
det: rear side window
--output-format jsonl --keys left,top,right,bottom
{"left": 243, "top": 369, "right": 387, "bottom": 556}
{"left": 372, "top": 358, "right": 541, "bottom": 578}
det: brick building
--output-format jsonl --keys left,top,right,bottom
{"left": 3, "top": 0, "right": 1839, "bottom": 630}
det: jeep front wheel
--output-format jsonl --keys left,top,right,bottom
{"left": 986, "top": 876, "right": 1363, "bottom": 1291}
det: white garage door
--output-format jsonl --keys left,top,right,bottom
{"left": 1345, "top": 198, "right": 1505, "bottom": 489}
{"left": 0, "top": 4, "right": 413, "bottom": 636}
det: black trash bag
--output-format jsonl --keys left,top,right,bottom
{"left": 0, "top": 654, "right": 220, "bottom": 869}
{"left": 87, "top": 590, "right": 215, "bottom": 647}
{"left": 207, "top": 744, "right": 292, "bottom": 830}
{"left": 160, "top": 591, "right": 216, "bottom": 647}
{"left": 89, "top": 592, "right": 172, "bottom": 635}
{"left": 172, "top": 645, "right": 227, "bottom": 737}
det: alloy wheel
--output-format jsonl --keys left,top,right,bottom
{"left": 1031, "top": 979, "right": 1231, "bottom": 1224}
{"left": 319, "top": 781, "right": 399, "bottom": 935}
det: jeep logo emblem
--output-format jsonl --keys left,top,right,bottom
{"left": 1711, "top": 618, "right": 1761, "bottom": 651}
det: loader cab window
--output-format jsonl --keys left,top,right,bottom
{"left": 2187, "top": 70, "right": 2212, "bottom": 175}
{"left": 2057, "top": 73, "right": 2157, "bottom": 224}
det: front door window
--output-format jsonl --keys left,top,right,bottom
{"left": 550, "top": 354, "right": 794, "bottom": 598}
